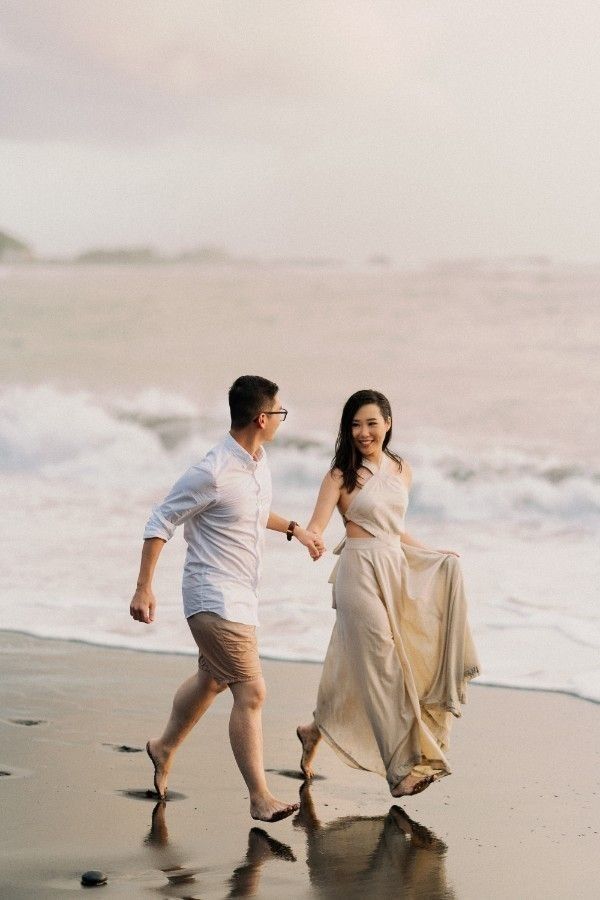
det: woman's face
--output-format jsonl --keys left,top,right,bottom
{"left": 350, "top": 403, "right": 391, "bottom": 459}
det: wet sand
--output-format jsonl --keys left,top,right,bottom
{"left": 1, "top": 630, "right": 599, "bottom": 898}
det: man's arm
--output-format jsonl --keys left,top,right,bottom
{"left": 130, "top": 463, "right": 214, "bottom": 624}
{"left": 267, "top": 512, "right": 325, "bottom": 560}
{"left": 130, "top": 537, "right": 166, "bottom": 623}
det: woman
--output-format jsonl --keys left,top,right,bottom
{"left": 297, "top": 390, "right": 479, "bottom": 797}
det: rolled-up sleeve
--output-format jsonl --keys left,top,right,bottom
{"left": 143, "top": 463, "right": 215, "bottom": 542}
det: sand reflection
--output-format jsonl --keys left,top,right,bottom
{"left": 293, "top": 783, "right": 454, "bottom": 899}
{"left": 226, "top": 827, "right": 296, "bottom": 897}
{"left": 144, "top": 801, "right": 202, "bottom": 894}
{"left": 144, "top": 801, "right": 296, "bottom": 898}
{"left": 142, "top": 786, "right": 452, "bottom": 898}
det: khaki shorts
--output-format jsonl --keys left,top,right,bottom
{"left": 187, "top": 611, "right": 262, "bottom": 684}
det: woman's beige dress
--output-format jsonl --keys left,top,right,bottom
{"left": 314, "top": 455, "right": 480, "bottom": 789}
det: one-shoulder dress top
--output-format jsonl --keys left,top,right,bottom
{"left": 328, "top": 454, "right": 409, "bottom": 593}
{"left": 342, "top": 454, "right": 408, "bottom": 540}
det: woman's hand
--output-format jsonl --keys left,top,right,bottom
{"left": 400, "top": 531, "right": 459, "bottom": 556}
{"left": 295, "top": 527, "right": 326, "bottom": 560}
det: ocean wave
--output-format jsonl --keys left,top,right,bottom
{"left": 2, "top": 383, "right": 600, "bottom": 523}
{"left": 0, "top": 384, "right": 216, "bottom": 484}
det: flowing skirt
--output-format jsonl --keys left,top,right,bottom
{"left": 314, "top": 536, "right": 480, "bottom": 788}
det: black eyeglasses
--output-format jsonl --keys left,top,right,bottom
{"left": 259, "top": 408, "right": 288, "bottom": 421}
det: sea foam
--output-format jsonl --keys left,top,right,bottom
{"left": 1, "top": 382, "right": 598, "bottom": 704}
{"left": 2, "top": 383, "right": 599, "bottom": 524}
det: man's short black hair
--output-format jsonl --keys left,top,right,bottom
{"left": 228, "top": 375, "right": 279, "bottom": 428}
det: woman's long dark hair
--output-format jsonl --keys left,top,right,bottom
{"left": 331, "top": 389, "right": 403, "bottom": 492}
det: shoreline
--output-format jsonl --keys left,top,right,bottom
{"left": 1, "top": 627, "right": 598, "bottom": 709}
{"left": 1, "top": 631, "right": 599, "bottom": 898}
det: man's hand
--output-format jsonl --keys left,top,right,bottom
{"left": 130, "top": 586, "right": 157, "bottom": 624}
{"left": 295, "top": 527, "right": 326, "bottom": 561}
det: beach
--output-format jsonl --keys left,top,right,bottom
{"left": 2, "top": 263, "right": 600, "bottom": 706}
{"left": 1, "top": 631, "right": 598, "bottom": 899}
{"left": 2, "top": 262, "right": 600, "bottom": 897}
{"left": 4, "top": 4, "right": 600, "bottom": 895}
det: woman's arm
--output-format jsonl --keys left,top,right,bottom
{"left": 400, "top": 531, "right": 460, "bottom": 556}
{"left": 307, "top": 470, "right": 343, "bottom": 536}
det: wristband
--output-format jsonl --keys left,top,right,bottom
{"left": 286, "top": 521, "right": 298, "bottom": 541}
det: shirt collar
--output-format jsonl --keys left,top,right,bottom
{"left": 224, "top": 433, "right": 264, "bottom": 468}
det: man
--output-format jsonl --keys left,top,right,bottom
{"left": 130, "top": 375, "right": 324, "bottom": 823}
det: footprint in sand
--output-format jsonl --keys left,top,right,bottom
{"left": 117, "top": 788, "right": 187, "bottom": 802}
{"left": 6, "top": 718, "right": 47, "bottom": 727}
{"left": 266, "top": 768, "right": 326, "bottom": 781}
{"left": 0, "top": 765, "right": 33, "bottom": 779}
{"left": 102, "top": 743, "right": 144, "bottom": 753}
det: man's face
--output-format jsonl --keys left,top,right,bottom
{"left": 263, "top": 394, "right": 286, "bottom": 442}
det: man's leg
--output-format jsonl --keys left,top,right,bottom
{"left": 147, "top": 668, "right": 226, "bottom": 798}
{"left": 229, "top": 677, "right": 299, "bottom": 822}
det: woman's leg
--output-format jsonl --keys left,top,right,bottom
{"left": 296, "top": 720, "right": 322, "bottom": 778}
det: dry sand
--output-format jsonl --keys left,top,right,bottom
{"left": 1, "top": 630, "right": 599, "bottom": 898}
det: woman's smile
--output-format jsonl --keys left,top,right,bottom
{"left": 351, "top": 403, "right": 391, "bottom": 459}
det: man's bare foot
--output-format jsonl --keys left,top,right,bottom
{"left": 146, "top": 739, "right": 171, "bottom": 801}
{"left": 296, "top": 723, "right": 321, "bottom": 779}
{"left": 391, "top": 772, "right": 434, "bottom": 798}
{"left": 247, "top": 828, "right": 296, "bottom": 862}
{"left": 250, "top": 794, "right": 300, "bottom": 823}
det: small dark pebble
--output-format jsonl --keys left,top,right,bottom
{"left": 81, "top": 870, "right": 107, "bottom": 887}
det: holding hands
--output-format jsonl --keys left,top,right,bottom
{"left": 294, "top": 526, "right": 326, "bottom": 561}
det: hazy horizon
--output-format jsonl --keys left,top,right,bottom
{"left": 2, "top": 1, "right": 600, "bottom": 264}
{"left": 0, "top": 226, "right": 573, "bottom": 268}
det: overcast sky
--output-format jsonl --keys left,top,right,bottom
{"left": 1, "top": 0, "right": 599, "bottom": 263}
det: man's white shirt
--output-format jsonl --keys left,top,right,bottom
{"left": 144, "top": 433, "right": 272, "bottom": 625}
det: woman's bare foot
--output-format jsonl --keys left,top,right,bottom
{"left": 293, "top": 781, "right": 321, "bottom": 833}
{"left": 388, "top": 806, "right": 447, "bottom": 852}
{"left": 250, "top": 793, "right": 300, "bottom": 823}
{"left": 146, "top": 739, "right": 172, "bottom": 801}
{"left": 296, "top": 723, "right": 321, "bottom": 779}
{"left": 391, "top": 772, "right": 434, "bottom": 798}
{"left": 145, "top": 800, "right": 169, "bottom": 846}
